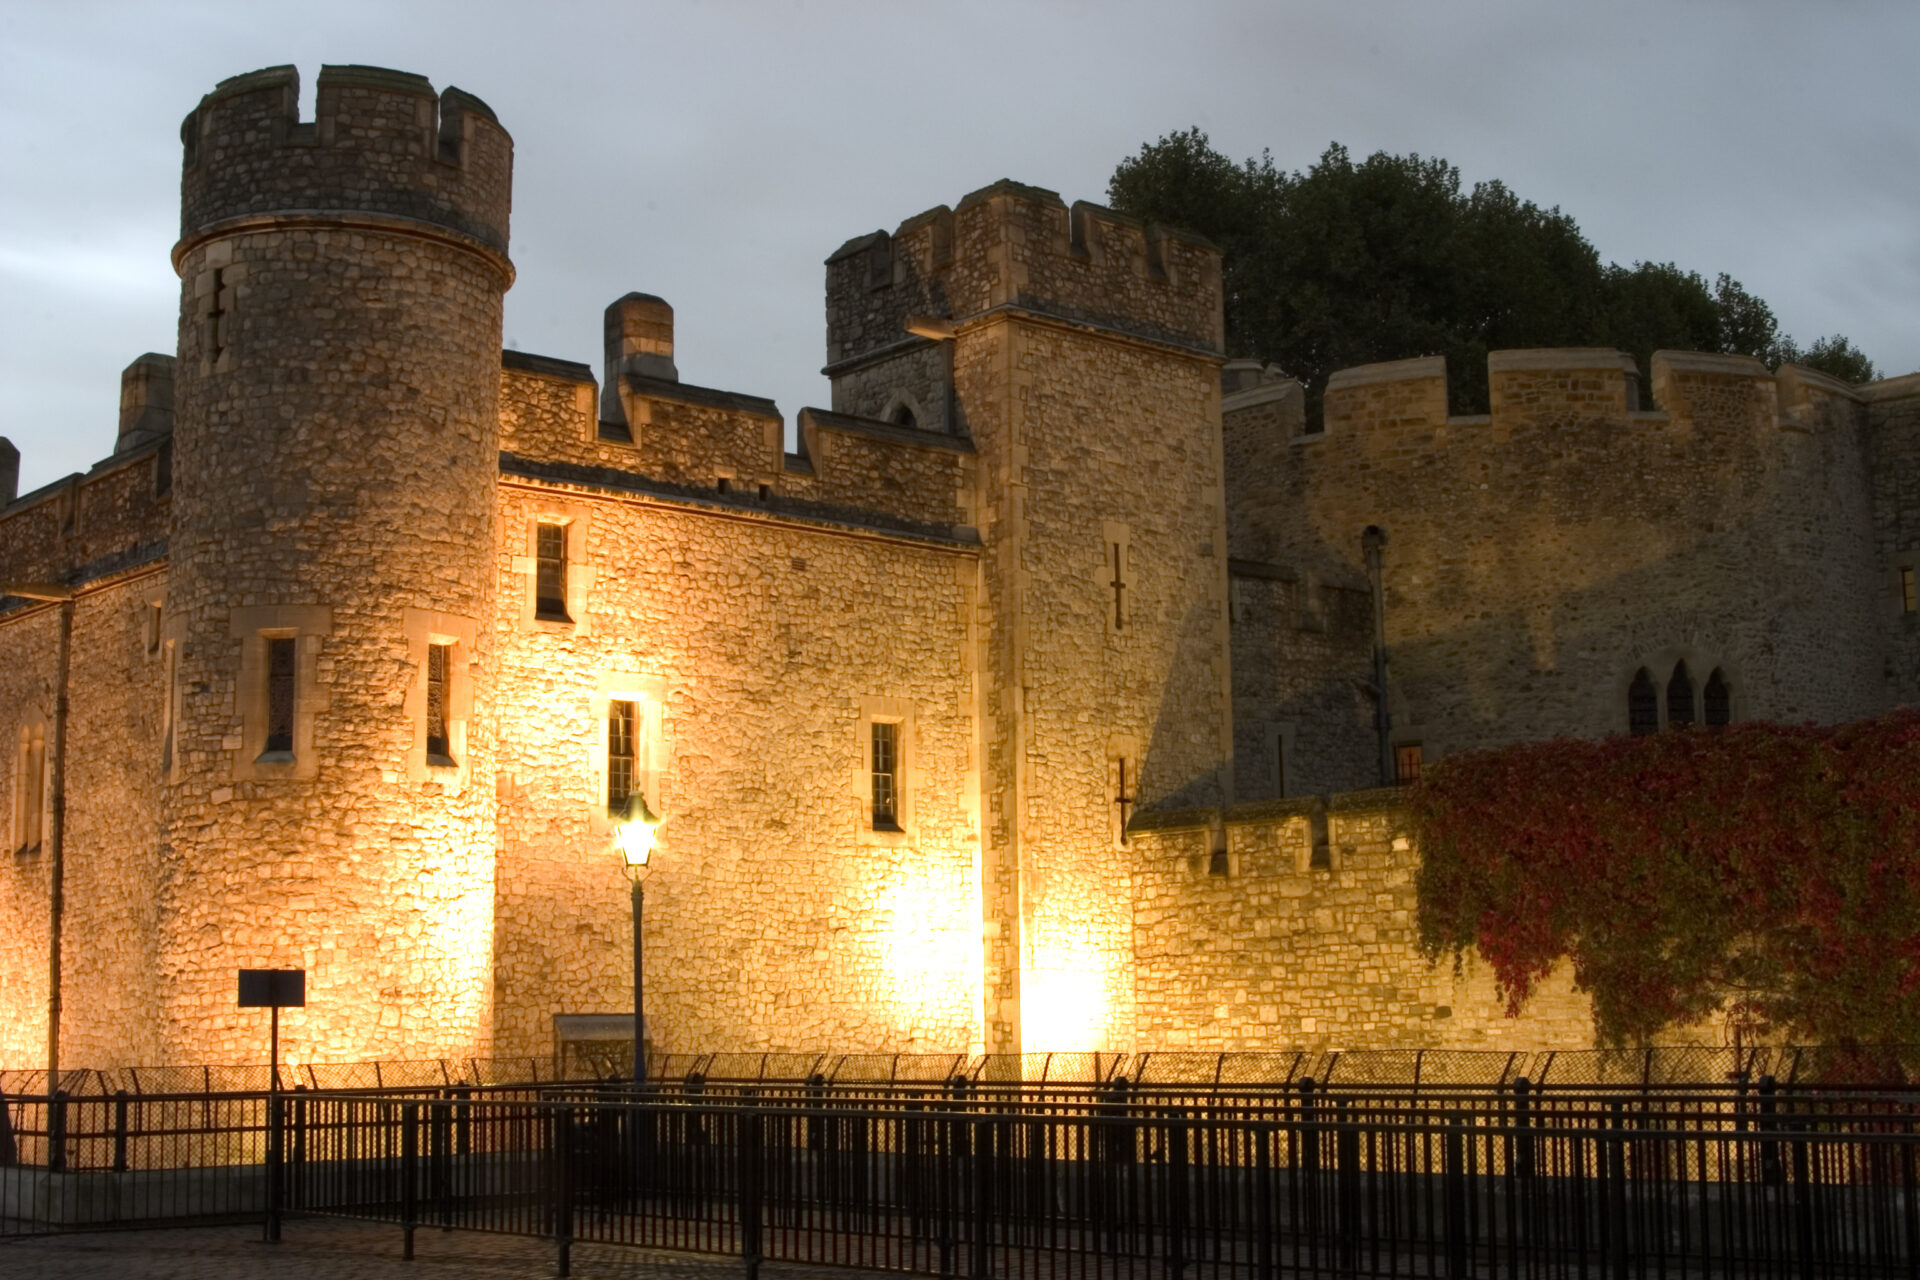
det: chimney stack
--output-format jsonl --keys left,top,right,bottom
{"left": 117, "top": 353, "right": 176, "bottom": 454}
{"left": 601, "top": 293, "right": 677, "bottom": 426}
{"left": 0, "top": 438, "right": 17, "bottom": 506}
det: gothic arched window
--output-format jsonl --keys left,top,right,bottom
{"left": 1628, "top": 669, "right": 1658, "bottom": 736}
{"left": 1667, "top": 661, "right": 1696, "bottom": 727}
{"left": 1704, "top": 668, "right": 1731, "bottom": 727}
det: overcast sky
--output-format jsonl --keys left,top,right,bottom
{"left": 2, "top": 0, "right": 1914, "bottom": 494}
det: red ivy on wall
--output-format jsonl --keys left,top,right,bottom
{"left": 1409, "top": 709, "right": 1920, "bottom": 1047}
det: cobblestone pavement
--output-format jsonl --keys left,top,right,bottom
{"left": 0, "top": 1218, "right": 861, "bottom": 1279}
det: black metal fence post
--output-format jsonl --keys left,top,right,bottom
{"left": 1166, "top": 1106, "right": 1189, "bottom": 1280}
{"left": 1606, "top": 1098, "right": 1627, "bottom": 1280}
{"left": 1337, "top": 1099, "right": 1361, "bottom": 1275}
{"left": 111, "top": 1089, "right": 129, "bottom": 1174}
{"left": 401, "top": 1100, "right": 419, "bottom": 1261}
{"left": 971, "top": 1111, "right": 992, "bottom": 1280}
{"left": 47, "top": 1088, "right": 67, "bottom": 1174}
{"left": 553, "top": 1104, "right": 574, "bottom": 1278}
{"left": 1254, "top": 1120, "right": 1275, "bottom": 1280}
{"left": 1444, "top": 1112, "right": 1468, "bottom": 1279}
{"left": 742, "top": 1092, "right": 764, "bottom": 1280}
{"left": 265, "top": 1090, "right": 284, "bottom": 1244}
{"left": 0, "top": 1084, "right": 16, "bottom": 1167}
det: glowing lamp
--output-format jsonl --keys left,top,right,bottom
{"left": 612, "top": 792, "right": 662, "bottom": 871}
{"left": 608, "top": 790, "right": 665, "bottom": 1090}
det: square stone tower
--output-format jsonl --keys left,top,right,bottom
{"left": 826, "top": 183, "right": 1233, "bottom": 1055}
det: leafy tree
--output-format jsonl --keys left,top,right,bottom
{"left": 1407, "top": 711, "right": 1920, "bottom": 1047}
{"left": 1108, "top": 132, "right": 1877, "bottom": 414}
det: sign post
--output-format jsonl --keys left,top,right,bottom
{"left": 238, "top": 968, "right": 305, "bottom": 1243}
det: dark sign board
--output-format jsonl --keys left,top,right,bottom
{"left": 237, "top": 968, "right": 306, "bottom": 1008}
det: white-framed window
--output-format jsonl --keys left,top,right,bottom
{"left": 856, "top": 696, "right": 914, "bottom": 845}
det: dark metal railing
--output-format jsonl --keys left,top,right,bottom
{"left": 6, "top": 1078, "right": 1920, "bottom": 1276}
{"left": 11, "top": 1043, "right": 1920, "bottom": 1100}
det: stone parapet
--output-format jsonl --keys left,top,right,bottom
{"left": 178, "top": 64, "right": 512, "bottom": 265}
{"left": 825, "top": 181, "right": 1223, "bottom": 377}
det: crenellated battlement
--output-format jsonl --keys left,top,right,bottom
{"left": 824, "top": 180, "right": 1222, "bottom": 374}
{"left": 1275, "top": 347, "right": 1875, "bottom": 449}
{"left": 177, "top": 64, "right": 512, "bottom": 265}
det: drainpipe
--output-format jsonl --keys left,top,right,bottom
{"left": 10, "top": 582, "right": 75, "bottom": 1089}
{"left": 1360, "top": 527, "right": 1392, "bottom": 787}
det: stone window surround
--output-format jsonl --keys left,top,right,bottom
{"left": 586, "top": 671, "right": 667, "bottom": 838}
{"left": 1100, "top": 519, "right": 1134, "bottom": 635}
{"left": 401, "top": 608, "right": 477, "bottom": 789}
{"left": 1619, "top": 650, "right": 1740, "bottom": 733}
{"left": 14, "top": 712, "right": 46, "bottom": 856}
{"left": 229, "top": 604, "right": 332, "bottom": 782}
{"left": 856, "top": 696, "right": 916, "bottom": 848}
{"left": 512, "top": 503, "right": 597, "bottom": 635}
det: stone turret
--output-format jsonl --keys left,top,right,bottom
{"left": 160, "top": 65, "right": 513, "bottom": 1064}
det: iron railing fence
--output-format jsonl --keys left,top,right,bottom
{"left": 13, "top": 1044, "right": 1920, "bottom": 1099}
{"left": 7, "top": 1082, "right": 1920, "bottom": 1276}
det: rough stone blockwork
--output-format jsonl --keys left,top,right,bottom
{"left": 3, "top": 64, "right": 1918, "bottom": 1071}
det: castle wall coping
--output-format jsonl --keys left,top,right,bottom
{"left": 499, "top": 456, "right": 981, "bottom": 552}
{"left": 825, "top": 229, "right": 890, "bottom": 265}
{"left": 799, "top": 408, "right": 976, "bottom": 455}
{"left": 1776, "top": 362, "right": 1864, "bottom": 402}
{"left": 1225, "top": 795, "right": 1323, "bottom": 823}
{"left": 171, "top": 209, "right": 515, "bottom": 282}
{"left": 954, "top": 302, "right": 1225, "bottom": 364}
{"left": 1487, "top": 348, "right": 1636, "bottom": 375}
{"left": 1651, "top": 350, "right": 1771, "bottom": 379}
{"left": 1130, "top": 788, "right": 1410, "bottom": 841}
{"left": 1861, "top": 370, "right": 1920, "bottom": 403}
{"left": 202, "top": 64, "right": 299, "bottom": 104}
{"left": 1325, "top": 356, "right": 1447, "bottom": 393}
{"left": 314, "top": 64, "right": 437, "bottom": 99}
{"left": 1222, "top": 380, "right": 1303, "bottom": 414}
{"left": 820, "top": 334, "right": 935, "bottom": 379}
{"left": 956, "top": 178, "right": 1065, "bottom": 212}
{"left": 502, "top": 349, "right": 593, "bottom": 383}
{"left": 1227, "top": 557, "right": 1298, "bottom": 583}
{"left": 1126, "top": 807, "right": 1215, "bottom": 835}
{"left": 0, "top": 545, "right": 167, "bottom": 622}
{"left": 624, "top": 373, "right": 780, "bottom": 422}
{"left": 1326, "top": 786, "right": 1408, "bottom": 814}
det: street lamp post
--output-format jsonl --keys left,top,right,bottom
{"left": 611, "top": 793, "right": 663, "bottom": 1087}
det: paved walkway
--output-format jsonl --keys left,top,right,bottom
{"left": 0, "top": 1218, "right": 847, "bottom": 1279}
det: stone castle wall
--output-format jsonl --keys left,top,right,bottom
{"left": 1131, "top": 795, "right": 1593, "bottom": 1051}
{"left": 1867, "top": 374, "right": 1920, "bottom": 705}
{"left": 488, "top": 471, "right": 982, "bottom": 1058}
{"left": 1224, "top": 349, "right": 1901, "bottom": 786}
{"left": 8, "top": 64, "right": 1920, "bottom": 1072}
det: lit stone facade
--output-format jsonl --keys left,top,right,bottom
{"left": 2, "top": 65, "right": 1917, "bottom": 1069}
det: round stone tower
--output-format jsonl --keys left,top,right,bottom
{"left": 162, "top": 65, "right": 512, "bottom": 1063}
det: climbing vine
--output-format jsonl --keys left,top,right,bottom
{"left": 1409, "top": 709, "right": 1920, "bottom": 1046}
